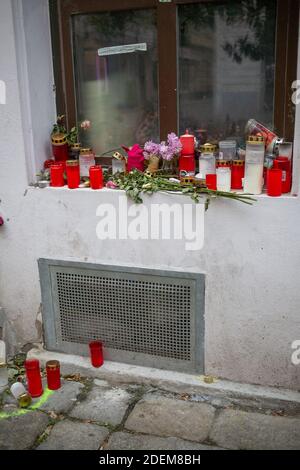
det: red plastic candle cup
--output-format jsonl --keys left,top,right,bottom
{"left": 180, "top": 130, "right": 195, "bottom": 155}
{"left": 50, "top": 163, "right": 64, "bottom": 187}
{"left": 52, "top": 143, "right": 69, "bottom": 162}
{"left": 206, "top": 174, "right": 217, "bottom": 190}
{"left": 267, "top": 168, "right": 282, "bottom": 197}
{"left": 66, "top": 160, "right": 80, "bottom": 189}
{"left": 89, "top": 341, "right": 104, "bottom": 368}
{"left": 273, "top": 157, "right": 292, "bottom": 193}
{"left": 52, "top": 134, "right": 69, "bottom": 163}
{"left": 89, "top": 165, "right": 104, "bottom": 190}
{"left": 231, "top": 160, "right": 245, "bottom": 190}
{"left": 46, "top": 360, "right": 61, "bottom": 390}
{"left": 179, "top": 155, "right": 195, "bottom": 174}
{"left": 24, "top": 359, "right": 43, "bottom": 397}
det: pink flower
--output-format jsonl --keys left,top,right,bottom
{"left": 0, "top": 216, "right": 4, "bottom": 226}
{"left": 106, "top": 181, "right": 118, "bottom": 189}
{"left": 80, "top": 120, "right": 91, "bottom": 130}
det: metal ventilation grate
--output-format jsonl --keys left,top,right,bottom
{"left": 39, "top": 259, "right": 205, "bottom": 373}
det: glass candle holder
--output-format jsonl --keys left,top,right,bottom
{"left": 216, "top": 167, "right": 231, "bottom": 192}
{"left": 89, "top": 341, "right": 104, "bottom": 368}
{"left": 112, "top": 158, "right": 126, "bottom": 175}
{"left": 267, "top": 168, "right": 282, "bottom": 197}
{"left": 66, "top": 160, "right": 80, "bottom": 189}
{"left": 89, "top": 165, "right": 104, "bottom": 190}
{"left": 79, "top": 148, "right": 95, "bottom": 177}
{"left": 46, "top": 360, "right": 61, "bottom": 390}
{"left": 50, "top": 163, "right": 64, "bottom": 187}
{"left": 205, "top": 174, "right": 217, "bottom": 190}
{"left": 24, "top": 359, "right": 43, "bottom": 398}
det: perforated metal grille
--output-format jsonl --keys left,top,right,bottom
{"left": 56, "top": 272, "right": 192, "bottom": 361}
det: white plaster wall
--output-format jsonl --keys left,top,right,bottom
{"left": 0, "top": 0, "right": 299, "bottom": 389}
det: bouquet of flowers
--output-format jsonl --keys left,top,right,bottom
{"left": 143, "top": 133, "right": 182, "bottom": 174}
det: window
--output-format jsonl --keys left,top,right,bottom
{"left": 52, "top": 0, "right": 298, "bottom": 150}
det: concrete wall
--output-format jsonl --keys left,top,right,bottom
{"left": 0, "top": 0, "right": 299, "bottom": 389}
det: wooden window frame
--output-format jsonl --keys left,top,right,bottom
{"left": 53, "top": 0, "right": 299, "bottom": 141}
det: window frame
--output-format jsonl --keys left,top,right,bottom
{"left": 53, "top": 0, "right": 299, "bottom": 142}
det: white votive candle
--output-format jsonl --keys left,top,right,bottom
{"left": 244, "top": 163, "right": 264, "bottom": 194}
{"left": 216, "top": 167, "right": 231, "bottom": 192}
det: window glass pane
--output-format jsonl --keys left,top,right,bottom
{"left": 178, "top": 0, "right": 276, "bottom": 143}
{"left": 72, "top": 9, "right": 159, "bottom": 154}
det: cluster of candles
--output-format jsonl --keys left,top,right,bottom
{"left": 50, "top": 159, "right": 104, "bottom": 190}
{"left": 10, "top": 341, "right": 104, "bottom": 408}
{"left": 50, "top": 134, "right": 104, "bottom": 190}
{"left": 179, "top": 120, "right": 292, "bottom": 196}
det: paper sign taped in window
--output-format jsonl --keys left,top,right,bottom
{"left": 98, "top": 43, "right": 147, "bottom": 57}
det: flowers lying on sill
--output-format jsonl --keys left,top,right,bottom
{"left": 108, "top": 169, "right": 256, "bottom": 208}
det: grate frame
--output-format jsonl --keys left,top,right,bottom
{"left": 38, "top": 258, "right": 205, "bottom": 373}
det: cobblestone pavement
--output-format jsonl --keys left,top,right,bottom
{"left": 1, "top": 376, "right": 300, "bottom": 450}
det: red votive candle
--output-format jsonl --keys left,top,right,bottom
{"left": 179, "top": 155, "right": 195, "bottom": 175}
{"left": 267, "top": 168, "right": 282, "bottom": 197}
{"left": 24, "top": 359, "right": 43, "bottom": 397}
{"left": 231, "top": 160, "right": 245, "bottom": 190}
{"left": 52, "top": 134, "right": 69, "bottom": 162}
{"left": 46, "top": 360, "right": 61, "bottom": 390}
{"left": 89, "top": 165, "right": 104, "bottom": 190}
{"left": 89, "top": 341, "right": 104, "bottom": 368}
{"left": 66, "top": 160, "right": 80, "bottom": 189}
{"left": 206, "top": 174, "right": 217, "bottom": 190}
{"left": 50, "top": 163, "right": 64, "bottom": 187}
{"left": 180, "top": 130, "right": 195, "bottom": 155}
{"left": 273, "top": 157, "right": 292, "bottom": 193}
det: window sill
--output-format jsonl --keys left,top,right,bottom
{"left": 29, "top": 185, "right": 298, "bottom": 201}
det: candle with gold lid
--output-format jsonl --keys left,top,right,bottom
{"left": 46, "top": 360, "right": 61, "bottom": 390}
{"left": 244, "top": 135, "right": 265, "bottom": 194}
{"left": 66, "top": 160, "right": 80, "bottom": 189}
{"left": 51, "top": 133, "right": 69, "bottom": 162}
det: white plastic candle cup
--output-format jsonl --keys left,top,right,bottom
{"left": 216, "top": 167, "right": 231, "bottom": 192}
{"left": 246, "top": 141, "right": 264, "bottom": 165}
{"left": 244, "top": 163, "right": 264, "bottom": 194}
{"left": 199, "top": 154, "right": 216, "bottom": 179}
{"left": 10, "top": 382, "right": 27, "bottom": 399}
{"left": 219, "top": 141, "right": 237, "bottom": 161}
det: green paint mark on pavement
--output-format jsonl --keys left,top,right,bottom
{"left": 0, "top": 388, "right": 54, "bottom": 419}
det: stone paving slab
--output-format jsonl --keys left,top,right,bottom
{"left": 106, "top": 432, "right": 222, "bottom": 450}
{"left": 210, "top": 409, "right": 300, "bottom": 450}
{"left": 70, "top": 386, "right": 132, "bottom": 426}
{"left": 37, "top": 381, "right": 84, "bottom": 414}
{"left": 125, "top": 396, "right": 215, "bottom": 443}
{"left": 0, "top": 411, "right": 49, "bottom": 450}
{"left": 37, "top": 419, "right": 109, "bottom": 450}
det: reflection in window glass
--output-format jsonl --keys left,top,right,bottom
{"left": 72, "top": 10, "right": 159, "bottom": 154}
{"left": 178, "top": 0, "right": 276, "bottom": 144}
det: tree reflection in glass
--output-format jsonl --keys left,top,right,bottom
{"left": 178, "top": 0, "right": 276, "bottom": 144}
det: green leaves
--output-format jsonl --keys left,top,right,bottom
{"left": 109, "top": 170, "right": 256, "bottom": 208}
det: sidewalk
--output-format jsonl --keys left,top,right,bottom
{"left": 1, "top": 374, "right": 300, "bottom": 450}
